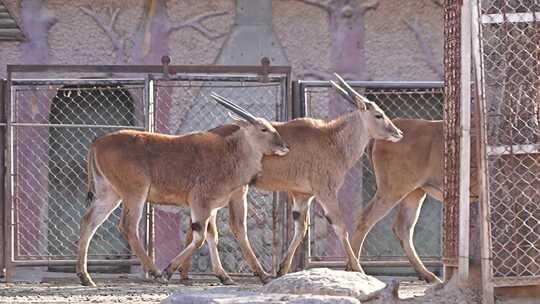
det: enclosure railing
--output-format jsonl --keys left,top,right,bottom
{"left": 295, "top": 80, "right": 446, "bottom": 272}
{"left": 474, "top": 0, "right": 540, "bottom": 290}
{"left": 2, "top": 60, "right": 292, "bottom": 281}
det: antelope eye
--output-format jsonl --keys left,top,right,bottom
{"left": 261, "top": 128, "right": 269, "bottom": 132}
{"left": 374, "top": 114, "right": 383, "bottom": 119}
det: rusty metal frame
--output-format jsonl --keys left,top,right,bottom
{"left": 442, "top": 0, "right": 462, "bottom": 276}
{"left": 3, "top": 59, "right": 293, "bottom": 280}
{"left": 473, "top": 0, "right": 540, "bottom": 298}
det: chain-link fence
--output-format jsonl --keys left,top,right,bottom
{"left": 475, "top": 0, "right": 540, "bottom": 287}
{"left": 3, "top": 63, "right": 291, "bottom": 280}
{"left": 150, "top": 75, "right": 288, "bottom": 275}
{"left": 299, "top": 81, "right": 444, "bottom": 270}
{"left": 9, "top": 80, "right": 146, "bottom": 271}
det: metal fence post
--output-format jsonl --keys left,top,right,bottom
{"left": 144, "top": 74, "right": 155, "bottom": 275}
{"left": 0, "top": 79, "right": 5, "bottom": 279}
{"left": 4, "top": 71, "right": 13, "bottom": 282}
{"left": 289, "top": 80, "right": 309, "bottom": 272}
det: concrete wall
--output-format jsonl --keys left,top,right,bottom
{"left": 1, "top": 0, "right": 442, "bottom": 79}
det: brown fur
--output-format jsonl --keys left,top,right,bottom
{"left": 350, "top": 119, "right": 480, "bottom": 284}
{"left": 76, "top": 119, "right": 288, "bottom": 287}
{"left": 180, "top": 102, "right": 404, "bottom": 279}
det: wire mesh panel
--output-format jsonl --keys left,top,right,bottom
{"left": 442, "top": 0, "right": 462, "bottom": 268}
{"left": 475, "top": 0, "right": 540, "bottom": 287}
{"left": 301, "top": 82, "right": 444, "bottom": 267}
{"left": 150, "top": 75, "right": 287, "bottom": 275}
{"left": 9, "top": 80, "right": 146, "bottom": 263}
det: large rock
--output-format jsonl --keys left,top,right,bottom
{"left": 261, "top": 268, "right": 386, "bottom": 302}
{"left": 162, "top": 287, "right": 360, "bottom": 304}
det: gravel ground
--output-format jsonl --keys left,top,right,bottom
{"left": 0, "top": 275, "right": 266, "bottom": 304}
{"left": 3, "top": 275, "right": 535, "bottom": 304}
{"left": 0, "top": 274, "right": 435, "bottom": 304}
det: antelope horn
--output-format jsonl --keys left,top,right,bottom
{"left": 333, "top": 73, "right": 372, "bottom": 108}
{"left": 329, "top": 80, "right": 358, "bottom": 108}
{"left": 210, "top": 92, "right": 258, "bottom": 124}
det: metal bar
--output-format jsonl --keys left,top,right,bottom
{"left": 306, "top": 260, "right": 444, "bottom": 268}
{"left": 298, "top": 80, "right": 444, "bottom": 89}
{"left": 146, "top": 75, "right": 155, "bottom": 275}
{"left": 487, "top": 144, "right": 540, "bottom": 155}
{"left": 7, "top": 64, "right": 292, "bottom": 75}
{"left": 0, "top": 79, "right": 5, "bottom": 279}
{"left": 150, "top": 74, "right": 285, "bottom": 83}
{"left": 5, "top": 72, "right": 13, "bottom": 282}
{"left": 9, "top": 122, "right": 144, "bottom": 129}
{"left": 481, "top": 12, "right": 540, "bottom": 24}
{"left": 272, "top": 190, "right": 279, "bottom": 276}
{"left": 492, "top": 276, "right": 540, "bottom": 287}
{"left": 458, "top": 0, "right": 472, "bottom": 285}
{"left": 11, "top": 259, "right": 140, "bottom": 266}
{"left": 472, "top": 0, "right": 495, "bottom": 302}
{"left": 11, "top": 79, "right": 145, "bottom": 86}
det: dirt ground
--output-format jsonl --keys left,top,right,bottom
{"left": 0, "top": 273, "right": 432, "bottom": 304}
{"left": 2, "top": 272, "right": 532, "bottom": 304}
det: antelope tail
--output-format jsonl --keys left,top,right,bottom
{"left": 85, "top": 148, "right": 96, "bottom": 206}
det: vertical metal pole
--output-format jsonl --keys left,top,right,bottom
{"left": 297, "top": 81, "right": 311, "bottom": 269}
{"left": 458, "top": 0, "right": 472, "bottom": 285}
{"left": 143, "top": 74, "right": 155, "bottom": 276}
{"left": 0, "top": 79, "right": 5, "bottom": 279}
{"left": 272, "top": 189, "right": 279, "bottom": 276}
{"left": 471, "top": 0, "right": 494, "bottom": 302}
{"left": 5, "top": 71, "right": 14, "bottom": 282}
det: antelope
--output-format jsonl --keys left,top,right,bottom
{"left": 76, "top": 93, "right": 289, "bottom": 286}
{"left": 349, "top": 119, "right": 479, "bottom": 284}
{"left": 178, "top": 74, "right": 404, "bottom": 279}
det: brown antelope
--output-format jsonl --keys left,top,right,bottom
{"left": 178, "top": 74, "right": 404, "bottom": 279}
{"left": 350, "top": 119, "right": 479, "bottom": 284}
{"left": 76, "top": 93, "right": 289, "bottom": 286}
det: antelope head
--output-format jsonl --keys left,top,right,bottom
{"left": 330, "top": 74, "right": 403, "bottom": 142}
{"left": 210, "top": 92, "right": 290, "bottom": 156}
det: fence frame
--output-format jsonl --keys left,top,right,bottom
{"left": 3, "top": 60, "right": 292, "bottom": 281}
{"left": 472, "top": 0, "right": 540, "bottom": 298}
{"left": 295, "top": 80, "right": 446, "bottom": 270}
{"left": 146, "top": 72, "right": 291, "bottom": 276}
{"left": 0, "top": 79, "right": 6, "bottom": 279}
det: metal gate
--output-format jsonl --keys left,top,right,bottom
{"left": 3, "top": 62, "right": 291, "bottom": 280}
{"left": 473, "top": 0, "right": 540, "bottom": 289}
{"left": 148, "top": 73, "right": 290, "bottom": 275}
{"left": 297, "top": 80, "right": 444, "bottom": 272}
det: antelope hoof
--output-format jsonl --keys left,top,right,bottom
{"left": 156, "top": 269, "right": 172, "bottom": 285}
{"left": 420, "top": 273, "right": 443, "bottom": 284}
{"left": 218, "top": 275, "right": 235, "bottom": 285}
{"left": 77, "top": 272, "right": 96, "bottom": 287}
{"left": 258, "top": 272, "right": 273, "bottom": 284}
{"left": 344, "top": 262, "right": 354, "bottom": 272}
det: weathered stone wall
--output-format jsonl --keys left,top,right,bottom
{"left": 1, "top": 0, "right": 442, "bottom": 79}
